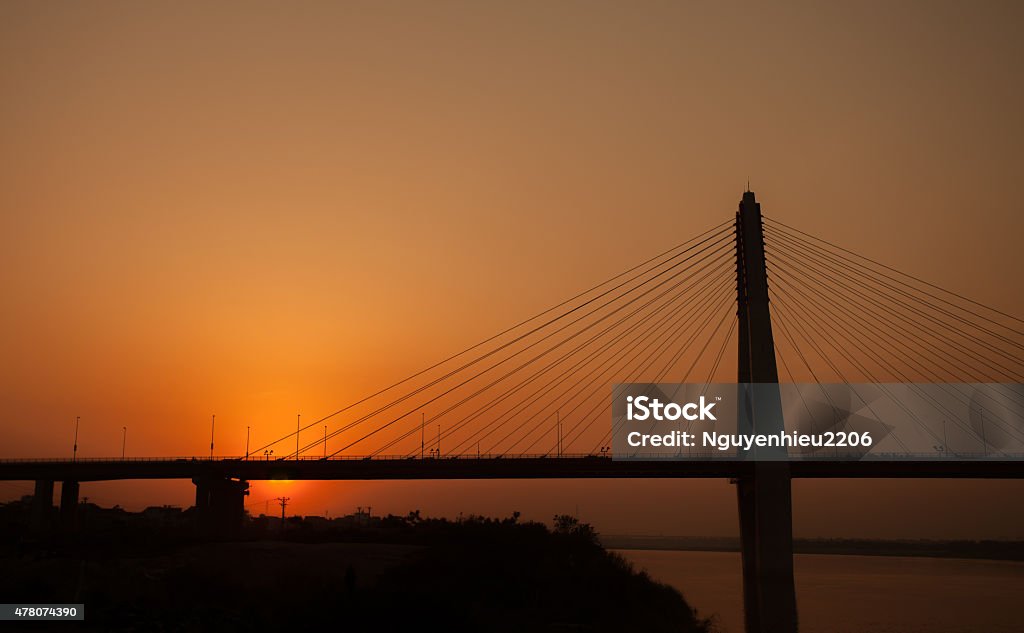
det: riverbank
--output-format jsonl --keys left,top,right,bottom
{"left": 0, "top": 511, "right": 712, "bottom": 632}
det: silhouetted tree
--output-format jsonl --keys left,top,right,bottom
{"left": 553, "top": 514, "right": 598, "bottom": 544}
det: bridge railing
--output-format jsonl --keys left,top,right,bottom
{"left": 3, "top": 452, "right": 1024, "bottom": 464}
{"left": 8, "top": 450, "right": 1017, "bottom": 463}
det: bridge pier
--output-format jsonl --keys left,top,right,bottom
{"left": 735, "top": 477, "right": 761, "bottom": 632}
{"left": 30, "top": 479, "right": 54, "bottom": 533}
{"left": 737, "top": 463, "right": 797, "bottom": 633}
{"left": 59, "top": 480, "right": 79, "bottom": 532}
{"left": 194, "top": 478, "right": 210, "bottom": 514}
{"left": 192, "top": 476, "right": 249, "bottom": 539}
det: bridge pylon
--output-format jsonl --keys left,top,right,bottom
{"left": 734, "top": 190, "right": 798, "bottom": 633}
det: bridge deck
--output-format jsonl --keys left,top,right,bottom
{"left": 0, "top": 456, "right": 1021, "bottom": 482}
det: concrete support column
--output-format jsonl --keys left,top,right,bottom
{"left": 59, "top": 480, "right": 80, "bottom": 532}
{"left": 192, "top": 476, "right": 249, "bottom": 539}
{"left": 194, "top": 478, "right": 211, "bottom": 513}
{"left": 753, "top": 462, "right": 797, "bottom": 633}
{"left": 30, "top": 479, "right": 54, "bottom": 533}
{"left": 735, "top": 477, "right": 761, "bottom": 633}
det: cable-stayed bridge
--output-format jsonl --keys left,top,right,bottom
{"left": 3, "top": 191, "right": 1022, "bottom": 633}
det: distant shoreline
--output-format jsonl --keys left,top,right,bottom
{"left": 602, "top": 535, "right": 1024, "bottom": 562}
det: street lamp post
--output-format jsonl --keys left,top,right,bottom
{"left": 210, "top": 414, "right": 215, "bottom": 460}
{"left": 246, "top": 426, "right": 250, "bottom": 460}
{"left": 73, "top": 416, "right": 79, "bottom": 462}
{"left": 121, "top": 426, "right": 126, "bottom": 460}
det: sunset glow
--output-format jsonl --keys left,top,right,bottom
{"left": 1, "top": 1, "right": 1022, "bottom": 538}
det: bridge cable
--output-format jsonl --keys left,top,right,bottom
{"left": 764, "top": 224, "right": 1024, "bottom": 358}
{"left": 484, "top": 279, "right": 735, "bottom": 456}
{"left": 768, "top": 260, "right": 1023, "bottom": 446}
{"left": 321, "top": 233, "right": 736, "bottom": 457}
{"left": 586, "top": 292, "right": 737, "bottom": 454}
{"left": 767, "top": 290, "right": 915, "bottom": 453}
{"left": 312, "top": 237, "right": 735, "bottom": 457}
{"left": 766, "top": 248, "right": 1024, "bottom": 434}
{"left": 770, "top": 279, "right": 962, "bottom": 452}
{"left": 248, "top": 220, "right": 733, "bottom": 458}
{"left": 765, "top": 230, "right": 1024, "bottom": 382}
{"left": 378, "top": 255, "right": 733, "bottom": 456}
{"left": 435, "top": 259, "right": 735, "bottom": 457}
{"left": 763, "top": 216, "right": 1024, "bottom": 331}
{"left": 523, "top": 283, "right": 736, "bottom": 456}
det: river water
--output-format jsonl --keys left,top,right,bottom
{"left": 614, "top": 549, "right": 1024, "bottom": 633}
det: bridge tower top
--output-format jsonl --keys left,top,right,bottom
{"left": 736, "top": 190, "right": 780, "bottom": 385}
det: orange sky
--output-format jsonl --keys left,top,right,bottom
{"left": 1, "top": 1, "right": 1022, "bottom": 538}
